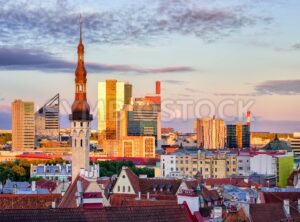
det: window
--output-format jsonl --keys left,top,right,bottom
{"left": 80, "top": 122, "right": 83, "bottom": 127}
{"left": 80, "top": 139, "right": 83, "bottom": 147}
{"left": 75, "top": 139, "right": 77, "bottom": 147}
{"left": 185, "top": 160, "right": 188, "bottom": 164}
{"left": 170, "top": 160, "right": 173, "bottom": 164}
{"left": 118, "top": 186, "right": 120, "bottom": 192}
{"left": 128, "top": 186, "right": 131, "bottom": 192}
{"left": 74, "top": 122, "right": 76, "bottom": 127}
{"left": 123, "top": 186, "right": 125, "bottom": 192}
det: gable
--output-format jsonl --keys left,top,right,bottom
{"left": 113, "top": 170, "right": 136, "bottom": 195}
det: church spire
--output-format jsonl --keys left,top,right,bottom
{"left": 78, "top": 14, "right": 84, "bottom": 62}
{"left": 80, "top": 13, "right": 83, "bottom": 44}
{"left": 70, "top": 14, "right": 92, "bottom": 122}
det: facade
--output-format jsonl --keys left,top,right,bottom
{"left": 276, "top": 154, "right": 294, "bottom": 187}
{"left": 69, "top": 16, "right": 93, "bottom": 182}
{"left": 291, "top": 132, "right": 300, "bottom": 160}
{"left": 35, "top": 94, "right": 60, "bottom": 141}
{"left": 30, "top": 164, "right": 71, "bottom": 181}
{"left": 249, "top": 151, "right": 294, "bottom": 187}
{"left": 227, "top": 123, "right": 250, "bottom": 149}
{"left": 237, "top": 152, "right": 251, "bottom": 176}
{"left": 161, "top": 150, "right": 237, "bottom": 179}
{"left": 100, "top": 136, "right": 155, "bottom": 158}
{"left": 195, "top": 117, "right": 226, "bottom": 149}
{"left": 11, "top": 100, "right": 35, "bottom": 151}
{"left": 98, "top": 80, "right": 132, "bottom": 141}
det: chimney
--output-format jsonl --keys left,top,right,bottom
{"left": 283, "top": 199, "right": 290, "bottom": 216}
{"left": 147, "top": 192, "right": 150, "bottom": 200}
{"left": 51, "top": 201, "right": 56, "bottom": 209}
{"left": 80, "top": 168, "right": 85, "bottom": 176}
{"left": 31, "top": 181, "right": 36, "bottom": 192}
{"left": 138, "top": 192, "right": 141, "bottom": 200}
{"left": 84, "top": 170, "right": 89, "bottom": 178}
{"left": 13, "top": 184, "right": 18, "bottom": 194}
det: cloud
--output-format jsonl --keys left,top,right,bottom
{"left": 0, "top": 0, "right": 271, "bottom": 48}
{"left": 255, "top": 80, "right": 300, "bottom": 95}
{"left": 292, "top": 43, "right": 300, "bottom": 50}
{"left": 162, "top": 80, "right": 186, "bottom": 85}
{"left": 213, "top": 92, "right": 257, "bottom": 97}
{"left": 0, "top": 47, "right": 194, "bottom": 74}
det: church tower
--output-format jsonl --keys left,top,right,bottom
{"left": 70, "top": 15, "right": 93, "bottom": 182}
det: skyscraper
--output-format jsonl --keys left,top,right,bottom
{"left": 12, "top": 100, "right": 35, "bottom": 151}
{"left": 35, "top": 94, "right": 60, "bottom": 140}
{"left": 98, "top": 80, "right": 132, "bottom": 140}
{"left": 70, "top": 16, "right": 93, "bottom": 182}
{"left": 227, "top": 123, "right": 250, "bottom": 149}
{"left": 195, "top": 117, "right": 226, "bottom": 149}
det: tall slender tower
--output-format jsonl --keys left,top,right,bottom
{"left": 70, "top": 15, "right": 93, "bottom": 182}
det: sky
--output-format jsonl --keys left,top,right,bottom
{"left": 0, "top": 0, "right": 300, "bottom": 133}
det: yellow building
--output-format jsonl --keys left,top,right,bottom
{"left": 195, "top": 117, "right": 226, "bottom": 149}
{"left": 101, "top": 136, "right": 155, "bottom": 158}
{"left": 12, "top": 100, "right": 35, "bottom": 151}
{"left": 161, "top": 151, "right": 237, "bottom": 179}
{"left": 98, "top": 80, "right": 132, "bottom": 142}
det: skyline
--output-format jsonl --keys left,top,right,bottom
{"left": 1, "top": 0, "right": 300, "bottom": 133}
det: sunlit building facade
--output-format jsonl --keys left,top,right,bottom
{"left": 35, "top": 94, "right": 60, "bottom": 141}
{"left": 12, "top": 100, "right": 35, "bottom": 151}
{"left": 227, "top": 123, "right": 250, "bottom": 149}
{"left": 195, "top": 117, "right": 226, "bottom": 149}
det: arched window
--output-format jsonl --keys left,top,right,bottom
{"left": 80, "top": 139, "right": 83, "bottom": 147}
{"left": 74, "top": 139, "right": 77, "bottom": 147}
{"left": 118, "top": 186, "right": 120, "bottom": 192}
{"left": 123, "top": 186, "right": 125, "bottom": 193}
{"left": 128, "top": 186, "right": 131, "bottom": 192}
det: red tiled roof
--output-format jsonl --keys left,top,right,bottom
{"left": 110, "top": 194, "right": 177, "bottom": 207}
{"left": 36, "top": 179, "right": 57, "bottom": 192}
{"left": 204, "top": 178, "right": 250, "bottom": 188}
{"left": 59, "top": 175, "right": 90, "bottom": 208}
{"left": 124, "top": 168, "right": 141, "bottom": 193}
{"left": 0, "top": 194, "right": 61, "bottom": 209}
{"left": 224, "top": 208, "right": 249, "bottom": 222}
{"left": 0, "top": 205, "right": 195, "bottom": 222}
{"left": 288, "top": 169, "right": 300, "bottom": 186}
{"left": 123, "top": 168, "right": 181, "bottom": 197}
{"left": 263, "top": 192, "right": 300, "bottom": 204}
{"left": 249, "top": 203, "right": 300, "bottom": 222}
{"left": 83, "top": 192, "right": 103, "bottom": 198}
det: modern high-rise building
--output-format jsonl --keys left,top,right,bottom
{"left": 227, "top": 123, "right": 250, "bottom": 149}
{"left": 35, "top": 94, "right": 60, "bottom": 140}
{"left": 12, "top": 100, "right": 35, "bottom": 151}
{"left": 98, "top": 80, "right": 132, "bottom": 141}
{"left": 69, "top": 16, "right": 93, "bottom": 182}
{"left": 195, "top": 117, "right": 226, "bottom": 149}
{"left": 291, "top": 132, "right": 300, "bottom": 160}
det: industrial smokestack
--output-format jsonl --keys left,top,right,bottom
{"left": 156, "top": 81, "right": 161, "bottom": 95}
{"left": 246, "top": 111, "right": 251, "bottom": 126}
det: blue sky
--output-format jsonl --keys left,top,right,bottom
{"left": 0, "top": 0, "right": 300, "bottom": 132}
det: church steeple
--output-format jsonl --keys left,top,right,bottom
{"left": 70, "top": 14, "right": 92, "bottom": 121}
